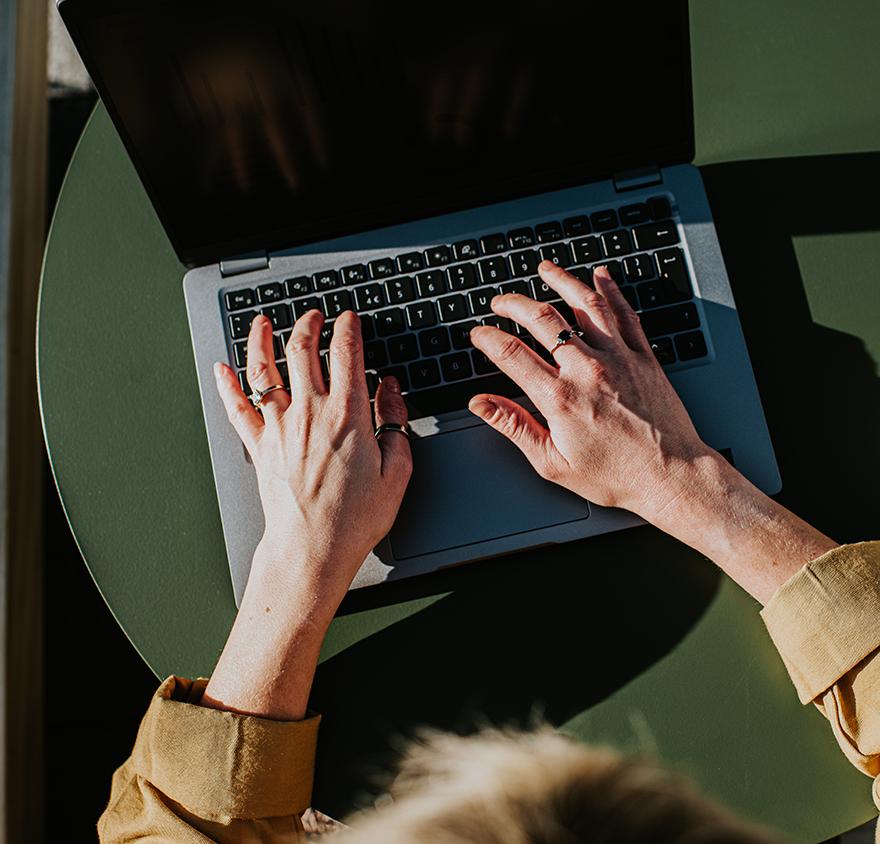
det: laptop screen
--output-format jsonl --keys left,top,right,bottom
{"left": 61, "top": 0, "right": 692, "bottom": 267}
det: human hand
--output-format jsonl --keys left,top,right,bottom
{"left": 214, "top": 310, "right": 412, "bottom": 616}
{"left": 468, "top": 262, "right": 712, "bottom": 520}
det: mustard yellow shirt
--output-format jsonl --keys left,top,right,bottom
{"left": 98, "top": 541, "right": 880, "bottom": 842}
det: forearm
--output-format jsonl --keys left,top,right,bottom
{"left": 641, "top": 450, "right": 839, "bottom": 605}
{"left": 203, "top": 541, "right": 338, "bottom": 721}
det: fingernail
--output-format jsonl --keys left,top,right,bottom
{"left": 594, "top": 265, "right": 610, "bottom": 279}
{"left": 383, "top": 376, "right": 400, "bottom": 393}
{"left": 213, "top": 362, "right": 224, "bottom": 379}
{"left": 469, "top": 398, "right": 496, "bottom": 418}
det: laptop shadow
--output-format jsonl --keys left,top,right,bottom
{"left": 310, "top": 151, "right": 880, "bottom": 816}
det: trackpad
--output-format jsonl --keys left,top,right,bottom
{"left": 389, "top": 423, "right": 590, "bottom": 560}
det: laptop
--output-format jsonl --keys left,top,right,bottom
{"left": 58, "top": 0, "right": 780, "bottom": 605}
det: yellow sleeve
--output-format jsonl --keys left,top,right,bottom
{"left": 98, "top": 676, "right": 320, "bottom": 843}
{"left": 761, "top": 541, "right": 880, "bottom": 822}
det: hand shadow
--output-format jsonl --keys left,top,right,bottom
{"left": 311, "top": 151, "right": 880, "bottom": 817}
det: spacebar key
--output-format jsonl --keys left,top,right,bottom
{"left": 639, "top": 302, "right": 700, "bottom": 338}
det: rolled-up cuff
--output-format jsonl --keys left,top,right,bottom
{"left": 131, "top": 676, "right": 320, "bottom": 822}
{"left": 761, "top": 541, "right": 880, "bottom": 704}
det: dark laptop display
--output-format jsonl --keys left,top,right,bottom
{"left": 59, "top": 0, "right": 691, "bottom": 267}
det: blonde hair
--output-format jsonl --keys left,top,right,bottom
{"left": 339, "top": 727, "right": 783, "bottom": 844}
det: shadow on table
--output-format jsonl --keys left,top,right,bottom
{"left": 311, "top": 152, "right": 880, "bottom": 817}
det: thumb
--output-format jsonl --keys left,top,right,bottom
{"left": 374, "top": 375, "right": 412, "bottom": 484}
{"left": 468, "top": 394, "right": 556, "bottom": 476}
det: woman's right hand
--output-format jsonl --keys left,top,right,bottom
{"left": 469, "top": 261, "right": 838, "bottom": 603}
{"left": 467, "top": 262, "right": 714, "bottom": 520}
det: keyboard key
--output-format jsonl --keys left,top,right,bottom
{"left": 508, "top": 249, "right": 539, "bottom": 278}
{"left": 285, "top": 277, "right": 311, "bottom": 298}
{"left": 674, "top": 330, "right": 708, "bottom": 361}
{"left": 256, "top": 282, "right": 283, "bottom": 304}
{"left": 591, "top": 209, "right": 619, "bottom": 231}
{"left": 621, "top": 286, "right": 638, "bottom": 309}
{"left": 468, "top": 289, "right": 494, "bottom": 316}
{"left": 453, "top": 239, "right": 480, "bottom": 260}
{"left": 276, "top": 360, "right": 289, "bottom": 386}
{"left": 639, "top": 303, "right": 700, "bottom": 338}
{"left": 646, "top": 195, "right": 672, "bottom": 220}
{"left": 406, "top": 301, "right": 438, "bottom": 329}
{"left": 600, "top": 229, "right": 634, "bottom": 258}
{"left": 379, "top": 366, "right": 409, "bottom": 392}
{"left": 539, "top": 242, "right": 572, "bottom": 268}
{"left": 446, "top": 264, "right": 478, "bottom": 291}
{"left": 322, "top": 290, "right": 353, "bottom": 318}
{"left": 482, "top": 315, "right": 514, "bottom": 333}
{"left": 313, "top": 269, "right": 339, "bottom": 291}
{"left": 450, "top": 320, "right": 478, "bottom": 349}
{"left": 499, "top": 279, "right": 529, "bottom": 296}
{"left": 366, "top": 371, "right": 379, "bottom": 398}
{"left": 654, "top": 247, "right": 692, "bottom": 298}
{"left": 261, "top": 304, "right": 291, "bottom": 330}
{"left": 385, "top": 276, "right": 416, "bottom": 304}
{"left": 368, "top": 257, "right": 395, "bottom": 279}
{"left": 361, "top": 315, "right": 375, "bottom": 342}
{"left": 233, "top": 341, "right": 248, "bottom": 368}
{"left": 571, "top": 237, "right": 601, "bottom": 264}
{"left": 341, "top": 264, "right": 367, "bottom": 285}
{"left": 650, "top": 337, "right": 676, "bottom": 365}
{"left": 418, "top": 326, "right": 451, "bottom": 357}
{"left": 320, "top": 352, "right": 330, "bottom": 384}
{"left": 364, "top": 340, "right": 388, "bottom": 370}
{"left": 478, "top": 256, "right": 509, "bottom": 284}
{"left": 416, "top": 270, "right": 446, "bottom": 297}
{"left": 397, "top": 252, "right": 424, "bottom": 273}
{"left": 570, "top": 266, "right": 593, "bottom": 285}
{"left": 535, "top": 220, "right": 563, "bottom": 243}
{"left": 238, "top": 370, "right": 250, "bottom": 394}
{"left": 602, "top": 261, "right": 625, "bottom": 285}
{"left": 440, "top": 351, "right": 473, "bottom": 381}
{"left": 563, "top": 215, "right": 591, "bottom": 237}
{"left": 438, "top": 294, "right": 468, "bottom": 322}
{"left": 552, "top": 299, "right": 576, "bottom": 326}
{"left": 472, "top": 348, "right": 499, "bottom": 375}
{"left": 623, "top": 253, "right": 656, "bottom": 282}
{"left": 375, "top": 308, "right": 406, "bottom": 336}
{"left": 636, "top": 280, "right": 668, "bottom": 310}
{"left": 319, "top": 320, "right": 335, "bottom": 350}
{"left": 225, "top": 289, "right": 255, "bottom": 311}
{"left": 280, "top": 329, "right": 291, "bottom": 348}
{"left": 293, "top": 296, "right": 321, "bottom": 318}
{"left": 409, "top": 358, "right": 442, "bottom": 389}
{"left": 530, "top": 277, "right": 556, "bottom": 301}
{"left": 619, "top": 203, "right": 650, "bottom": 225}
{"left": 480, "top": 233, "right": 507, "bottom": 254}
{"left": 507, "top": 227, "right": 535, "bottom": 249}
{"left": 425, "top": 245, "right": 452, "bottom": 266}
{"left": 274, "top": 334, "right": 285, "bottom": 360}
{"left": 354, "top": 283, "right": 386, "bottom": 311}
{"left": 632, "top": 220, "right": 679, "bottom": 250}
{"left": 388, "top": 333, "right": 419, "bottom": 363}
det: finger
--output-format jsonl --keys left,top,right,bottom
{"left": 214, "top": 361, "right": 262, "bottom": 448}
{"left": 246, "top": 315, "right": 291, "bottom": 416}
{"left": 593, "top": 265, "right": 652, "bottom": 354}
{"left": 328, "top": 310, "right": 368, "bottom": 406}
{"left": 488, "top": 294, "right": 589, "bottom": 362}
{"left": 468, "top": 393, "right": 560, "bottom": 478}
{"left": 374, "top": 376, "right": 412, "bottom": 484}
{"left": 536, "top": 260, "right": 616, "bottom": 347}
{"left": 469, "top": 324, "right": 559, "bottom": 411}
{"left": 286, "top": 309, "right": 327, "bottom": 397}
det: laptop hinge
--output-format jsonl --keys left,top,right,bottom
{"left": 220, "top": 251, "right": 270, "bottom": 277}
{"left": 612, "top": 166, "right": 663, "bottom": 193}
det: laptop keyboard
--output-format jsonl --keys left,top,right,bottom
{"left": 223, "top": 194, "right": 709, "bottom": 419}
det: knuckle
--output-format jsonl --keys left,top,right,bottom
{"left": 548, "top": 378, "right": 579, "bottom": 412}
{"left": 533, "top": 303, "right": 560, "bottom": 327}
{"left": 331, "top": 333, "right": 361, "bottom": 358}
{"left": 287, "top": 334, "right": 313, "bottom": 355}
{"left": 247, "top": 360, "right": 271, "bottom": 383}
{"left": 494, "top": 334, "right": 523, "bottom": 363}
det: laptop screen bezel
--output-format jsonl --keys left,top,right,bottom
{"left": 58, "top": 0, "right": 695, "bottom": 269}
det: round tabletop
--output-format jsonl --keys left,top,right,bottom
{"left": 39, "top": 1, "right": 880, "bottom": 839}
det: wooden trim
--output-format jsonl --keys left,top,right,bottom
{"left": 1, "top": 0, "right": 48, "bottom": 841}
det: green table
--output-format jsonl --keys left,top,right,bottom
{"left": 38, "top": 1, "right": 880, "bottom": 839}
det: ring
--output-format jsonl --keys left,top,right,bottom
{"left": 549, "top": 326, "right": 585, "bottom": 355}
{"left": 248, "top": 384, "right": 285, "bottom": 408}
{"left": 374, "top": 423, "right": 411, "bottom": 440}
